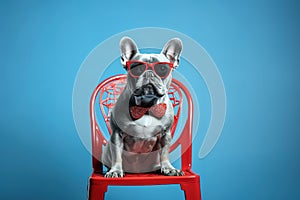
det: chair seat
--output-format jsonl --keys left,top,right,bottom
{"left": 90, "top": 170, "right": 200, "bottom": 186}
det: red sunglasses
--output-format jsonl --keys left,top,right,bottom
{"left": 126, "top": 60, "right": 174, "bottom": 78}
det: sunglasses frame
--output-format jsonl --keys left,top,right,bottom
{"left": 126, "top": 60, "right": 174, "bottom": 78}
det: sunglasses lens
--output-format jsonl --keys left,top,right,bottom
{"left": 154, "top": 63, "right": 171, "bottom": 77}
{"left": 129, "top": 62, "right": 146, "bottom": 77}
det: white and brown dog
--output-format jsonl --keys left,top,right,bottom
{"left": 102, "top": 37, "right": 183, "bottom": 177}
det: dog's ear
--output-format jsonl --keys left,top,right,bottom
{"left": 120, "top": 37, "right": 139, "bottom": 68}
{"left": 161, "top": 38, "right": 182, "bottom": 68}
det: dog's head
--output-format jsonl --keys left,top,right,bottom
{"left": 120, "top": 37, "right": 182, "bottom": 108}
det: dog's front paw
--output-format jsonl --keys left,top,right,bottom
{"left": 104, "top": 169, "right": 124, "bottom": 178}
{"left": 161, "top": 167, "right": 184, "bottom": 176}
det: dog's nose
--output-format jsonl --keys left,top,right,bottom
{"left": 143, "top": 84, "right": 154, "bottom": 95}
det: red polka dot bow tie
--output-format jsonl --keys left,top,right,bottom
{"left": 129, "top": 103, "right": 167, "bottom": 120}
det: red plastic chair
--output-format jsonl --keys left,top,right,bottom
{"left": 88, "top": 74, "right": 201, "bottom": 200}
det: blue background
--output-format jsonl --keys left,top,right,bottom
{"left": 1, "top": 0, "right": 299, "bottom": 200}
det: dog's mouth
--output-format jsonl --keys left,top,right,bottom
{"left": 130, "top": 83, "right": 164, "bottom": 107}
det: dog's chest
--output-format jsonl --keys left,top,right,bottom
{"left": 122, "top": 133, "right": 161, "bottom": 153}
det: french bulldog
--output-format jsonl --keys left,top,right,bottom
{"left": 102, "top": 36, "right": 183, "bottom": 177}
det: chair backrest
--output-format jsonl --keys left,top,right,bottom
{"left": 90, "top": 74, "right": 193, "bottom": 173}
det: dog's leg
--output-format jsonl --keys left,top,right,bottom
{"left": 104, "top": 130, "right": 124, "bottom": 178}
{"left": 104, "top": 113, "right": 124, "bottom": 178}
{"left": 160, "top": 130, "right": 184, "bottom": 176}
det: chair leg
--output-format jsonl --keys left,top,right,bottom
{"left": 88, "top": 182, "right": 108, "bottom": 200}
{"left": 180, "top": 179, "right": 201, "bottom": 200}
